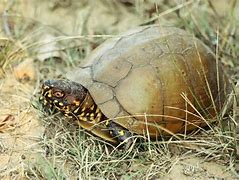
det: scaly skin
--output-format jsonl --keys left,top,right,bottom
{"left": 39, "top": 79, "right": 132, "bottom": 144}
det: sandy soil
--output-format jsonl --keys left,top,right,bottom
{"left": 0, "top": 0, "right": 238, "bottom": 179}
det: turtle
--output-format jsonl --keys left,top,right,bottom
{"left": 40, "top": 25, "right": 231, "bottom": 145}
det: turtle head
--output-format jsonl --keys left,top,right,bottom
{"left": 40, "top": 79, "right": 88, "bottom": 117}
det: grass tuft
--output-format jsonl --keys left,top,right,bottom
{"left": 0, "top": 0, "right": 238, "bottom": 179}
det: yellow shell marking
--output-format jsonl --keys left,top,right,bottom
{"left": 53, "top": 100, "right": 58, "bottom": 103}
{"left": 47, "top": 93, "right": 52, "bottom": 98}
{"left": 80, "top": 112, "right": 85, "bottom": 117}
{"left": 59, "top": 102, "right": 64, "bottom": 106}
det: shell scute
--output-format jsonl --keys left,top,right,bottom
{"left": 67, "top": 25, "right": 231, "bottom": 136}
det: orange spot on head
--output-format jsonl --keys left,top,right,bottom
{"left": 74, "top": 100, "right": 80, "bottom": 106}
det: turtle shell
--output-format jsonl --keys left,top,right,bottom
{"left": 67, "top": 25, "right": 230, "bottom": 137}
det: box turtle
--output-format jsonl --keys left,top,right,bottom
{"left": 40, "top": 25, "right": 231, "bottom": 145}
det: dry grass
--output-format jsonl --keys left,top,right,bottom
{"left": 0, "top": 0, "right": 238, "bottom": 179}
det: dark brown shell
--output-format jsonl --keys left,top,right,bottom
{"left": 67, "top": 25, "right": 231, "bottom": 137}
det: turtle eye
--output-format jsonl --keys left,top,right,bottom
{"left": 53, "top": 91, "right": 64, "bottom": 98}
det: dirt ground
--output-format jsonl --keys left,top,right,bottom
{"left": 0, "top": 0, "right": 238, "bottom": 179}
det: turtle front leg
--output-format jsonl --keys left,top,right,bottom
{"left": 106, "top": 120, "right": 134, "bottom": 147}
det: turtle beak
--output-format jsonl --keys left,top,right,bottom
{"left": 39, "top": 81, "right": 54, "bottom": 111}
